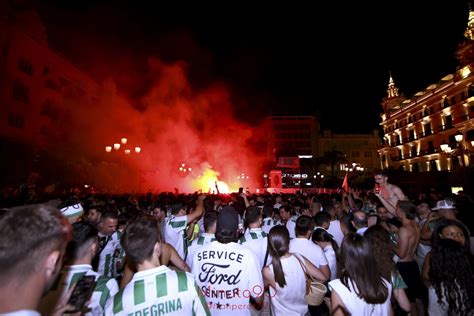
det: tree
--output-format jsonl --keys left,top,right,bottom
{"left": 316, "top": 150, "right": 347, "bottom": 177}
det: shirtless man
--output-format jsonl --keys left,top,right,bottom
{"left": 394, "top": 200, "right": 425, "bottom": 316}
{"left": 374, "top": 171, "right": 408, "bottom": 216}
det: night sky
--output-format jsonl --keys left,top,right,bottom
{"left": 33, "top": 0, "right": 470, "bottom": 133}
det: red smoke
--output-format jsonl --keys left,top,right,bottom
{"left": 60, "top": 57, "right": 266, "bottom": 193}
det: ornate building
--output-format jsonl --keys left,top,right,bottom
{"left": 378, "top": 9, "right": 474, "bottom": 172}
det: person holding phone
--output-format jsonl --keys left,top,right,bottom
{"left": 39, "top": 221, "right": 119, "bottom": 315}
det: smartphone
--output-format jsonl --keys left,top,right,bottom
{"left": 66, "top": 275, "right": 96, "bottom": 313}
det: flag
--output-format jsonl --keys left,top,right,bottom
{"left": 342, "top": 173, "right": 349, "bottom": 192}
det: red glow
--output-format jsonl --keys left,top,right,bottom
{"left": 50, "top": 58, "right": 266, "bottom": 193}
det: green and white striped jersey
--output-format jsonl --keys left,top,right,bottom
{"left": 261, "top": 217, "right": 281, "bottom": 234}
{"left": 163, "top": 215, "right": 188, "bottom": 260}
{"left": 98, "top": 231, "right": 121, "bottom": 277}
{"left": 105, "top": 265, "right": 210, "bottom": 316}
{"left": 39, "top": 264, "right": 119, "bottom": 316}
{"left": 186, "top": 233, "right": 216, "bottom": 269}
{"left": 239, "top": 229, "right": 268, "bottom": 269}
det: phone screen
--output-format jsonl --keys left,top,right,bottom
{"left": 67, "top": 275, "right": 96, "bottom": 312}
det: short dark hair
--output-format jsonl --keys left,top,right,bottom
{"left": 397, "top": 201, "right": 417, "bottom": 220}
{"left": 67, "top": 221, "right": 98, "bottom": 259}
{"left": 100, "top": 210, "right": 118, "bottom": 221}
{"left": 374, "top": 171, "right": 388, "bottom": 177}
{"left": 203, "top": 210, "right": 218, "bottom": 232}
{"left": 314, "top": 211, "right": 331, "bottom": 227}
{"left": 121, "top": 218, "right": 162, "bottom": 265}
{"left": 0, "top": 204, "right": 72, "bottom": 281}
{"left": 262, "top": 204, "right": 274, "bottom": 218}
{"left": 295, "top": 215, "right": 314, "bottom": 236}
{"left": 245, "top": 206, "right": 261, "bottom": 225}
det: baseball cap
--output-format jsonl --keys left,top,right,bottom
{"left": 432, "top": 199, "right": 456, "bottom": 210}
{"left": 216, "top": 205, "right": 239, "bottom": 233}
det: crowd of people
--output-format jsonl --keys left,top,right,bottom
{"left": 0, "top": 171, "right": 473, "bottom": 315}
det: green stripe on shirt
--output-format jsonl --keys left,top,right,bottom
{"left": 176, "top": 271, "right": 188, "bottom": 292}
{"left": 134, "top": 279, "right": 145, "bottom": 305}
{"left": 95, "top": 276, "right": 111, "bottom": 308}
{"left": 156, "top": 273, "right": 168, "bottom": 297}
{"left": 250, "top": 232, "right": 258, "bottom": 239}
{"left": 113, "top": 289, "right": 124, "bottom": 314}
{"left": 170, "top": 220, "right": 187, "bottom": 228}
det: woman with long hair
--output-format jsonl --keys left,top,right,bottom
{"left": 329, "top": 232, "right": 392, "bottom": 315}
{"left": 428, "top": 238, "right": 474, "bottom": 315}
{"left": 263, "top": 225, "right": 327, "bottom": 315}
{"left": 421, "top": 219, "right": 471, "bottom": 288}
{"left": 365, "top": 225, "right": 411, "bottom": 314}
{"left": 312, "top": 228, "right": 338, "bottom": 280}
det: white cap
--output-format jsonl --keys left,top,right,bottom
{"left": 60, "top": 203, "right": 84, "bottom": 218}
{"left": 432, "top": 199, "right": 456, "bottom": 210}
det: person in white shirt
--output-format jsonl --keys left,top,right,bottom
{"left": 351, "top": 210, "right": 368, "bottom": 236}
{"left": 95, "top": 210, "right": 119, "bottom": 277}
{"left": 239, "top": 205, "right": 268, "bottom": 269}
{"left": 326, "top": 203, "right": 349, "bottom": 247}
{"left": 289, "top": 215, "right": 331, "bottom": 280}
{"left": 0, "top": 204, "right": 72, "bottom": 315}
{"left": 279, "top": 205, "right": 297, "bottom": 239}
{"left": 105, "top": 218, "right": 210, "bottom": 315}
{"left": 163, "top": 195, "right": 205, "bottom": 260}
{"left": 312, "top": 228, "right": 338, "bottom": 281}
{"left": 261, "top": 204, "right": 280, "bottom": 235}
{"left": 192, "top": 206, "right": 264, "bottom": 315}
{"left": 329, "top": 233, "right": 392, "bottom": 316}
{"left": 186, "top": 210, "right": 217, "bottom": 269}
{"left": 262, "top": 225, "right": 327, "bottom": 315}
{"left": 40, "top": 221, "right": 119, "bottom": 315}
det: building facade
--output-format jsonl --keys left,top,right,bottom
{"left": 378, "top": 10, "right": 474, "bottom": 172}
{"left": 319, "top": 129, "right": 381, "bottom": 176}
{"left": 0, "top": 9, "right": 100, "bottom": 183}
{"left": 266, "top": 115, "right": 320, "bottom": 161}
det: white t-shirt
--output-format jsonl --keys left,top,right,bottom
{"left": 326, "top": 220, "right": 345, "bottom": 247}
{"left": 239, "top": 228, "right": 268, "bottom": 269}
{"left": 186, "top": 233, "right": 216, "bottom": 269}
{"left": 285, "top": 216, "right": 298, "bottom": 239}
{"left": 268, "top": 254, "right": 308, "bottom": 315}
{"left": 289, "top": 237, "right": 328, "bottom": 268}
{"left": 105, "top": 266, "right": 209, "bottom": 315}
{"left": 323, "top": 245, "right": 337, "bottom": 280}
{"left": 329, "top": 277, "right": 392, "bottom": 316}
{"left": 39, "top": 264, "right": 119, "bottom": 316}
{"left": 192, "top": 241, "right": 264, "bottom": 316}
{"left": 163, "top": 215, "right": 188, "bottom": 260}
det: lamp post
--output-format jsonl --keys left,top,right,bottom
{"left": 105, "top": 137, "right": 143, "bottom": 192}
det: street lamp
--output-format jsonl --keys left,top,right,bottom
{"left": 440, "top": 133, "right": 471, "bottom": 168}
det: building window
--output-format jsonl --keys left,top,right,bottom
{"left": 442, "top": 98, "right": 449, "bottom": 108}
{"left": 444, "top": 115, "right": 452, "bottom": 129}
{"left": 18, "top": 58, "right": 34, "bottom": 76}
{"left": 12, "top": 80, "right": 29, "bottom": 104}
{"left": 469, "top": 85, "right": 474, "bottom": 98}
{"left": 461, "top": 91, "right": 466, "bottom": 100}
{"left": 7, "top": 113, "right": 24, "bottom": 128}
{"left": 424, "top": 123, "right": 432, "bottom": 136}
{"left": 411, "top": 146, "right": 417, "bottom": 157}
